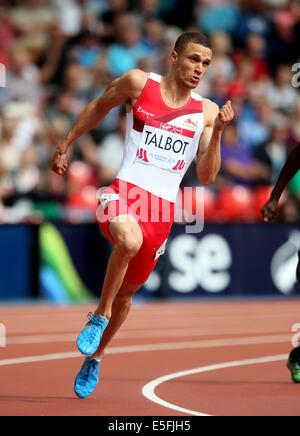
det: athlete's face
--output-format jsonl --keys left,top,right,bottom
{"left": 172, "top": 42, "right": 212, "bottom": 89}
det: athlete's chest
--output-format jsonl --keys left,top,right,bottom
{"left": 132, "top": 84, "right": 204, "bottom": 173}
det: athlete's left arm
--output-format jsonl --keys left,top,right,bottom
{"left": 196, "top": 99, "right": 234, "bottom": 186}
{"left": 261, "top": 142, "right": 300, "bottom": 222}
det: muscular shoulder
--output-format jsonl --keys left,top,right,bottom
{"left": 202, "top": 98, "right": 219, "bottom": 127}
{"left": 116, "top": 69, "right": 149, "bottom": 101}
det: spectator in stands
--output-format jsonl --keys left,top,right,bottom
{"left": 219, "top": 123, "right": 270, "bottom": 188}
{"left": 9, "top": 0, "right": 58, "bottom": 54}
{"left": 0, "top": 7, "right": 17, "bottom": 68}
{"left": 52, "top": 0, "right": 83, "bottom": 38}
{"left": 77, "top": 107, "right": 126, "bottom": 186}
{"left": 204, "top": 31, "right": 235, "bottom": 93}
{"left": 70, "top": 31, "right": 103, "bottom": 70}
{"left": 0, "top": 116, "right": 23, "bottom": 173}
{"left": 238, "top": 98, "right": 273, "bottom": 149}
{"left": 234, "top": 0, "right": 272, "bottom": 45}
{"left": 196, "top": 0, "right": 240, "bottom": 35}
{"left": 254, "top": 117, "right": 290, "bottom": 185}
{"left": 141, "top": 13, "right": 164, "bottom": 54}
{"left": 107, "top": 12, "right": 150, "bottom": 76}
{"left": 88, "top": 60, "right": 123, "bottom": 140}
{"left": 264, "top": 64, "right": 299, "bottom": 113}
{"left": 135, "top": 0, "right": 161, "bottom": 22}
{"left": 99, "top": 0, "right": 130, "bottom": 44}
{"left": 232, "top": 32, "right": 270, "bottom": 81}
{"left": 4, "top": 42, "right": 45, "bottom": 105}
{"left": 13, "top": 146, "right": 41, "bottom": 200}
{"left": 0, "top": 0, "right": 299, "bottom": 223}
{"left": 288, "top": 97, "right": 300, "bottom": 149}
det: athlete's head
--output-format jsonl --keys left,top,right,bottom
{"left": 171, "top": 31, "right": 212, "bottom": 89}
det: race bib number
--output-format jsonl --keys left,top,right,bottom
{"left": 135, "top": 120, "right": 194, "bottom": 172}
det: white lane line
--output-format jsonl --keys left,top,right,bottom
{"left": 0, "top": 334, "right": 291, "bottom": 366}
{"left": 142, "top": 354, "right": 288, "bottom": 416}
{"left": 3, "top": 329, "right": 289, "bottom": 345}
{"left": 5, "top": 328, "right": 293, "bottom": 344}
{"left": 0, "top": 351, "right": 80, "bottom": 367}
{"left": 3, "top": 313, "right": 298, "bottom": 334}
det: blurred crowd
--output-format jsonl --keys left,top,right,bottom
{"left": 0, "top": 0, "right": 300, "bottom": 224}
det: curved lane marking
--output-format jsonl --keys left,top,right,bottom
{"left": 142, "top": 354, "right": 288, "bottom": 416}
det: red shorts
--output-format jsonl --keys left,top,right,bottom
{"left": 96, "top": 179, "right": 175, "bottom": 285}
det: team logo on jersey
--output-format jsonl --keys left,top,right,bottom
{"left": 160, "top": 123, "right": 183, "bottom": 135}
{"left": 136, "top": 106, "right": 155, "bottom": 120}
{"left": 182, "top": 118, "right": 198, "bottom": 132}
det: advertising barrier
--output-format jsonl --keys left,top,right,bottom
{"left": 0, "top": 225, "right": 38, "bottom": 300}
{"left": 39, "top": 222, "right": 111, "bottom": 302}
{"left": 144, "top": 223, "right": 300, "bottom": 298}
{"left": 0, "top": 223, "right": 300, "bottom": 301}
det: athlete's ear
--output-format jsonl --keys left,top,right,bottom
{"left": 170, "top": 50, "right": 179, "bottom": 65}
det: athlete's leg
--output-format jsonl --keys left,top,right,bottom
{"left": 94, "top": 215, "right": 143, "bottom": 320}
{"left": 74, "top": 279, "right": 142, "bottom": 398}
{"left": 91, "top": 280, "right": 141, "bottom": 360}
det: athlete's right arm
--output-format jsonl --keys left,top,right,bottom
{"left": 261, "top": 142, "right": 300, "bottom": 221}
{"left": 51, "top": 69, "right": 148, "bottom": 175}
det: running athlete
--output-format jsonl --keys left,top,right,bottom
{"left": 261, "top": 142, "right": 300, "bottom": 383}
{"left": 51, "top": 32, "right": 234, "bottom": 398}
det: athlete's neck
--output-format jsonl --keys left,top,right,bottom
{"left": 160, "top": 76, "right": 191, "bottom": 109}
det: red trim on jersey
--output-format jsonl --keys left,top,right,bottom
{"left": 133, "top": 117, "right": 145, "bottom": 132}
{"left": 156, "top": 105, "right": 203, "bottom": 123}
{"left": 132, "top": 75, "right": 203, "bottom": 134}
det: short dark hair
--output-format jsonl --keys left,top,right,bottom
{"left": 173, "top": 31, "right": 211, "bottom": 54}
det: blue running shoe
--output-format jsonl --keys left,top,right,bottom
{"left": 74, "top": 356, "right": 102, "bottom": 398}
{"left": 77, "top": 312, "right": 108, "bottom": 355}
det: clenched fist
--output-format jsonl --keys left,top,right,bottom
{"left": 261, "top": 198, "right": 279, "bottom": 222}
{"left": 214, "top": 100, "right": 235, "bottom": 132}
{"left": 51, "top": 150, "right": 68, "bottom": 175}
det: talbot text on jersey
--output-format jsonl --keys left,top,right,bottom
{"left": 144, "top": 131, "right": 189, "bottom": 155}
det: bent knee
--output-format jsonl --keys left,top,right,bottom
{"left": 115, "top": 233, "right": 143, "bottom": 260}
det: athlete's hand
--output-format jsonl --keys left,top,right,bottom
{"left": 214, "top": 100, "right": 234, "bottom": 132}
{"left": 261, "top": 198, "right": 278, "bottom": 222}
{"left": 51, "top": 150, "right": 68, "bottom": 175}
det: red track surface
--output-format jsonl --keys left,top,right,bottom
{"left": 0, "top": 298, "right": 300, "bottom": 416}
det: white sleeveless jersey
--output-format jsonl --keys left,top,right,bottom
{"left": 116, "top": 73, "right": 205, "bottom": 202}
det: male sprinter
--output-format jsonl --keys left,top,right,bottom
{"left": 51, "top": 32, "right": 234, "bottom": 398}
{"left": 261, "top": 142, "right": 300, "bottom": 383}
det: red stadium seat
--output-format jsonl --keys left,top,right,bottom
{"left": 178, "top": 186, "right": 218, "bottom": 223}
{"left": 217, "top": 185, "right": 257, "bottom": 222}
{"left": 66, "top": 185, "right": 98, "bottom": 213}
{"left": 67, "top": 161, "right": 97, "bottom": 189}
